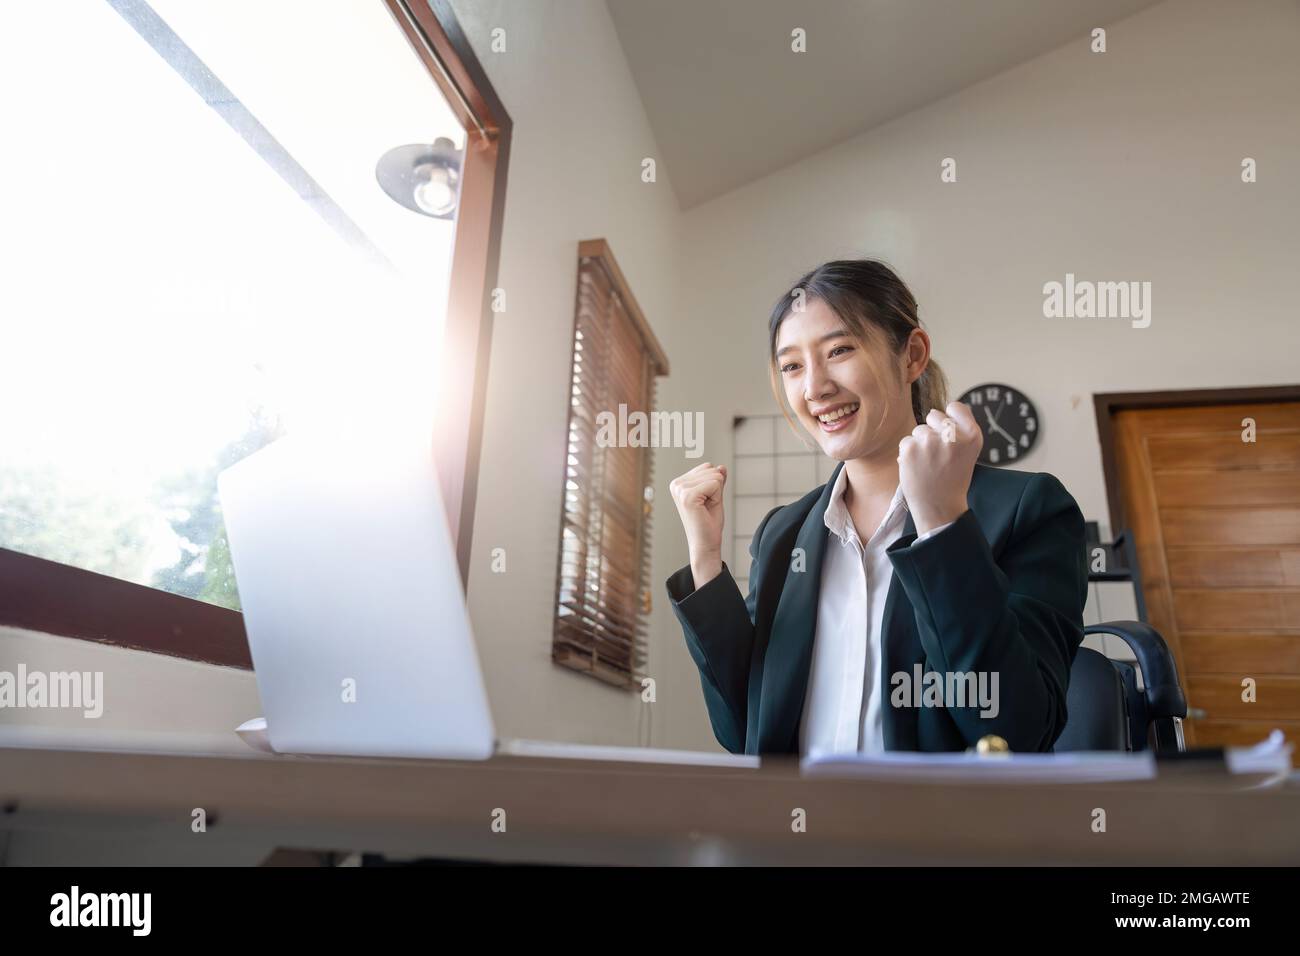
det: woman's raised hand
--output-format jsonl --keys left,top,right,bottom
{"left": 898, "top": 401, "right": 983, "bottom": 535}
{"left": 669, "top": 462, "right": 727, "bottom": 588}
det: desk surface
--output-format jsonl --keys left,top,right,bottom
{"left": 4, "top": 742, "right": 1299, "bottom": 865}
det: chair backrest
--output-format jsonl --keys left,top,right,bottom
{"left": 1055, "top": 646, "right": 1132, "bottom": 751}
{"left": 1055, "top": 621, "right": 1188, "bottom": 753}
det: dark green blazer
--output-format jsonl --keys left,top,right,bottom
{"left": 666, "top": 462, "right": 1088, "bottom": 756}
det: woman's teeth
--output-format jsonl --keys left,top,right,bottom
{"left": 817, "top": 402, "right": 859, "bottom": 426}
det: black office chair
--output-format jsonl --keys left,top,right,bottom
{"left": 1055, "top": 621, "right": 1187, "bottom": 754}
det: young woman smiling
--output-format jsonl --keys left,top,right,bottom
{"left": 666, "top": 260, "right": 1088, "bottom": 757}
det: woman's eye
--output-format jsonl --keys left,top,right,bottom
{"left": 780, "top": 363, "right": 799, "bottom": 374}
{"left": 829, "top": 345, "right": 853, "bottom": 358}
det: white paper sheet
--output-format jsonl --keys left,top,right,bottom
{"left": 800, "top": 729, "right": 1294, "bottom": 784}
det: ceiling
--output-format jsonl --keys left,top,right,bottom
{"left": 606, "top": 0, "right": 1166, "bottom": 209}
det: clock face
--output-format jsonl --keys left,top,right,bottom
{"left": 957, "top": 383, "right": 1039, "bottom": 467}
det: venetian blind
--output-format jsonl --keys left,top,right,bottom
{"left": 553, "top": 242, "right": 668, "bottom": 688}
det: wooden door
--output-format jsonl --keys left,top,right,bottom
{"left": 1114, "top": 400, "right": 1300, "bottom": 748}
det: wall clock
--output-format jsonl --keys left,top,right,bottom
{"left": 957, "top": 383, "right": 1039, "bottom": 466}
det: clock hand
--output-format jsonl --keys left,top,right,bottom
{"left": 982, "top": 405, "right": 1017, "bottom": 443}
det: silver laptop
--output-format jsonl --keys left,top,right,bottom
{"left": 217, "top": 431, "right": 757, "bottom": 768}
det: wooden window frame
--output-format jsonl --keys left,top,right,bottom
{"left": 0, "top": 0, "right": 511, "bottom": 667}
{"left": 551, "top": 239, "right": 669, "bottom": 688}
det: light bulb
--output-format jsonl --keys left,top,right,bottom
{"left": 412, "top": 163, "right": 455, "bottom": 216}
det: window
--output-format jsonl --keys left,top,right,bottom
{"left": 0, "top": 0, "right": 510, "bottom": 662}
{"left": 553, "top": 241, "right": 668, "bottom": 688}
{"left": 0, "top": 0, "right": 464, "bottom": 609}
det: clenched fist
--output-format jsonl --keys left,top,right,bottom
{"left": 898, "top": 401, "right": 983, "bottom": 535}
{"left": 669, "top": 462, "right": 727, "bottom": 589}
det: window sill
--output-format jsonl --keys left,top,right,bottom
{"left": 0, "top": 548, "right": 252, "bottom": 670}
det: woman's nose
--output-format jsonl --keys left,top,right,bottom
{"left": 803, "top": 360, "right": 835, "bottom": 403}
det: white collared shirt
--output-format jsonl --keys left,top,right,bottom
{"left": 798, "top": 466, "right": 952, "bottom": 757}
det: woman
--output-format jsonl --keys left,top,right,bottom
{"left": 666, "top": 260, "right": 1087, "bottom": 757}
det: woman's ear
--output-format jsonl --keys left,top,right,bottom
{"left": 903, "top": 328, "right": 931, "bottom": 385}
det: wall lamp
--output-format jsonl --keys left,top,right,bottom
{"left": 375, "top": 137, "right": 462, "bottom": 219}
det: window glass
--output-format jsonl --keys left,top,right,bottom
{"left": 0, "top": 0, "right": 465, "bottom": 609}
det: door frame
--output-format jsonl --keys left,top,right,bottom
{"left": 1094, "top": 384, "right": 1300, "bottom": 535}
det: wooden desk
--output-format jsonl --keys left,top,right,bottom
{"left": 3, "top": 743, "right": 1298, "bottom": 866}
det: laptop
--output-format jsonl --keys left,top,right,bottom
{"left": 216, "top": 430, "right": 757, "bottom": 769}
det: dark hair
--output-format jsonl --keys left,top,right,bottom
{"left": 767, "top": 259, "right": 948, "bottom": 441}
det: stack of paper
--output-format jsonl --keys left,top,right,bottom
{"left": 800, "top": 730, "right": 1293, "bottom": 785}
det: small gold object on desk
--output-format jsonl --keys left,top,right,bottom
{"left": 969, "top": 734, "right": 1012, "bottom": 756}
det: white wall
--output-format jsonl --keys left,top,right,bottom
{"left": 0, "top": 625, "right": 260, "bottom": 753}
{"left": 647, "top": 0, "right": 1300, "bottom": 750}
{"left": 451, "top": 0, "right": 684, "bottom": 745}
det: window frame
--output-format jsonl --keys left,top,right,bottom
{"left": 0, "top": 0, "right": 511, "bottom": 666}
